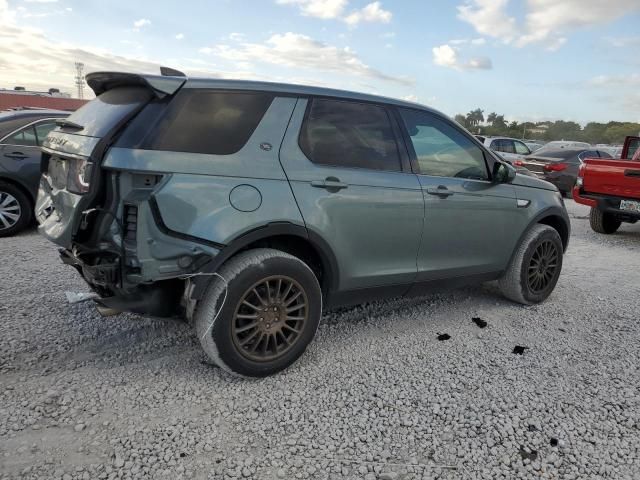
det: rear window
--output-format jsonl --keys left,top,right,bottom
{"left": 532, "top": 148, "right": 578, "bottom": 159}
{"left": 61, "top": 87, "right": 152, "bottom": 138}
{"left": 119, "top": 90, "right": 274, "bottom": 155}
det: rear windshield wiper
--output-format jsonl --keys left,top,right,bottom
{"left": 56, "top": 118, "right": 84, "bottom": 130}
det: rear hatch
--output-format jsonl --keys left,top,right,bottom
{"left": 581, "top": 158, "right": 640, "bottom": 200}
{"left": 36, "top": 72, "right": 185, "bottom": 248}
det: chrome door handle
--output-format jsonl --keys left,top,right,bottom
{"left": 311, "top": 177, "right": 348, "bottom": 192}
{"left": 426, "top": 186, "right": 454, "bottom": 198}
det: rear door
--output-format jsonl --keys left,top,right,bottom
{"left": 279, "top": 98, "right": 424, "bottom": 292}
{"left": 396, "top": 108, "right": 523, "bottom": 280}
{"left": 0, "top": 118, "right": 59, "bottom": 195}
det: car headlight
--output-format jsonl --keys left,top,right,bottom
{"left": 576, "top": 177, "right": 583, "bottom": 187}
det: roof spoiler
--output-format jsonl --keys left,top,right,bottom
{"left": 86, "top": 70, "right": 186, "bottom": 97}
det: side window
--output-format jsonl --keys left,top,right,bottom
{"left": 597, "top": 150, "right": 612, "bottom": 159}
{"left": 143, "top": 90, "right": 274, "bottom": 155}
{"left": 35, "top": 122, "right": 58, "bottom": 145}
{"left": 489, "top": 139, "right": 504, "bottom": 152}
{"left": 3, "top": 125, "right": 37, "bottom": 146}
{"left": 625, "top": 138, "right": 640, "bottom": 160}
{"left": 514, "top": 141, "right": 531, "bottom": 155}
{"left": 299, "top": 99, "right": 401, "bottom": 171}
{"left": 399, "top": 109, "right": 489, "bottom": 180}
{"left": 578, "top": 150, "right": 598, "bottom": 162}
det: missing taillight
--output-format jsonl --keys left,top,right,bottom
{"left": 67, "top": 158, "right": 92, "bottom": 194}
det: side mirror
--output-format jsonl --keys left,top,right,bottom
{"left": 493, "top": 161, "right": 517, "bottom": 183}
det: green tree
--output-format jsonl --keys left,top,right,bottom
{"left": 454, "top": 114, "right": 468, "bottom": 127}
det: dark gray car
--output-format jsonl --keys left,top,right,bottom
{"left": 522, "top": 147, "right": 612, "bottom": 196}
{"left": 0, "top": 108, "right": 68, "bottom": 236}
{"left": 36, "top": 71, "right": 570, "bottom": 377}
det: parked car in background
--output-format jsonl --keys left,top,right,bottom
{"left": 36, "top": 70, "right": 570, "bottom": 377}
{"left": 521, "top": 146, "right": 612, "bottom": 196}
{"left": 0, "top": 108, "right": 69, "bottom": 236}
{"left": 574, "top": 136, "right": 640, "bottom": 234}
{"left": 543, "top": 140, "right": 591, "bottom": 150}
{"left": 525, "top": 141, "right": 544, "bottom": 152}
{"left": 595, "top": 145, "right": 623, "bottom": 159}
{"left": 477, "top": 136, "right": 532, "bottom": 161}
{"left": 475, "top": 136, "right": 537, "bottom": 177}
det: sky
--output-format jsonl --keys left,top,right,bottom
{"left": 1, "top": 0, "right": 640, "bottom": 124}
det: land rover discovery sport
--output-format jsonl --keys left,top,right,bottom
{"left": 36, "top": 70, "right": 570, "bottom": 377}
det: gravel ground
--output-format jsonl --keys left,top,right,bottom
{"left": 1, "top": 200, "right": 639, "bottom": 480}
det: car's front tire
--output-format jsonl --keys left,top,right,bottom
{"left": 0, "top": 181, "right": 32, "bottom": 238}
{"left": 499, "top": 224, "right": 563, "bottom": 305}
{"left": 589, "top": 208, "right": 621, "bottom": 234}
{"left": 194, "top": 248, "right": 322, "bottom": 377}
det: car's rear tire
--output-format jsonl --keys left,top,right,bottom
{"left": 0, "top": 181, "right": 32, "bottom": 238}
{"left": 194, "top": 248, "right": 322, "bottom": 377}
{"left": 499, "top": 224, "right": 563, "bottom": 305}
{"left": 589, "top": 208, "right": 621, "bottom": 234}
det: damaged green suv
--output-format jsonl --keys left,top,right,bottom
{"left": 37, "top": 70, "right": 570, "bottom": 377}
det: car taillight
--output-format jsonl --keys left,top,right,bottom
{"left": 67, "top": 158, "right": 92, "bottom": 194}
{"left": 576, "top": 163, "right": 586, "bottom": 187}
{"left": 543, "top": 162, "right": 568, "bottom": 172}
{"left": 513, "top": 160, "right": 524, "bottom": 166}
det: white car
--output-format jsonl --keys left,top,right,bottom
{"left": 476, "top": 136, "right": 532, "bottom": 162}
{"left": 543, "top": 140, "right": 591, "bottom": 150}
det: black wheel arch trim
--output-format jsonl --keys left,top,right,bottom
{"left": 189, "top": 221, "right": 340, "bottom": 302}
{"left": 506, "top": 206, "right": 570, "bottom": 269}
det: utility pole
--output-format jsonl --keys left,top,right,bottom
{"left": 74, "top": 62, "right": 85, "bottom": 99}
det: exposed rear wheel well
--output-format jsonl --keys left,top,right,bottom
{"left": 241, "top": 235, "right": 329, "bottom": 295}
{"left": 538, "top": 215, "right": 569, "bottom": 250}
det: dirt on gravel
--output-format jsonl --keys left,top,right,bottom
{"left": 1, "top": 200, "right": 639, "bottom": 480}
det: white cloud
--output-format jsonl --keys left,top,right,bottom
{"left": 132, "top": 18, "right": 150, "bottom": 30}
{"left": 518, "top": 0, "right": 639, "bottom": 47}
{"left": 175, "top": 33, "right": 184, "bottom": 40}
{"left": 402, "top": 94, "right": 418, "bottom": 102}
{"left": 228, "top": 32, "right": 245, "bottom": 41}
{"left": 605, "top": 36, "right": 640, "bottom": 48}
{"left": 344, "top": 2, "right": 392, "bottom": 25}
{"left": 23, "top": 0, "right": 58, "bottom": 2}
{"left": 276, "top": 0, "right": 347, "bottom": 19}
{"left": 458, "top": 0, "right": 517, "bottom": 43}
{"left": 432, "top": 44, "right": 458, "bottom": 68}
{"left": 202, "top": 32, "right": 412, "bottom": 85}
{"left": 588, "top": 73, "right": 640, "bottom": 88}
{"left": 458, "top": 0, "right": 640, "bottom": 50}
{"left": 277, "top": 0, "right": 391, "bottom": 25}
{"left": 432, "top": 44, "right": 492, "bottom": 71}
{"left": 0, "top": 2, "right": 253, "bottom": 98}
{"left": 471, "top": 37, "right": 486, "bottom": 45}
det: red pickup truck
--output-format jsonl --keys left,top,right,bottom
{"left": 573, "top": 136, "right": 640, "bottom": 233}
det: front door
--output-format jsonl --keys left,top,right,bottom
{"left": 397, "top": 108, "right": 522, "bottom": 281}
{"left": 279, "top": 98, "right": 424, "bottom": 292}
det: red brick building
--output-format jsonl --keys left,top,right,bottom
{"left": 0, "top": 89, "right": 88, "bottom": 111}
